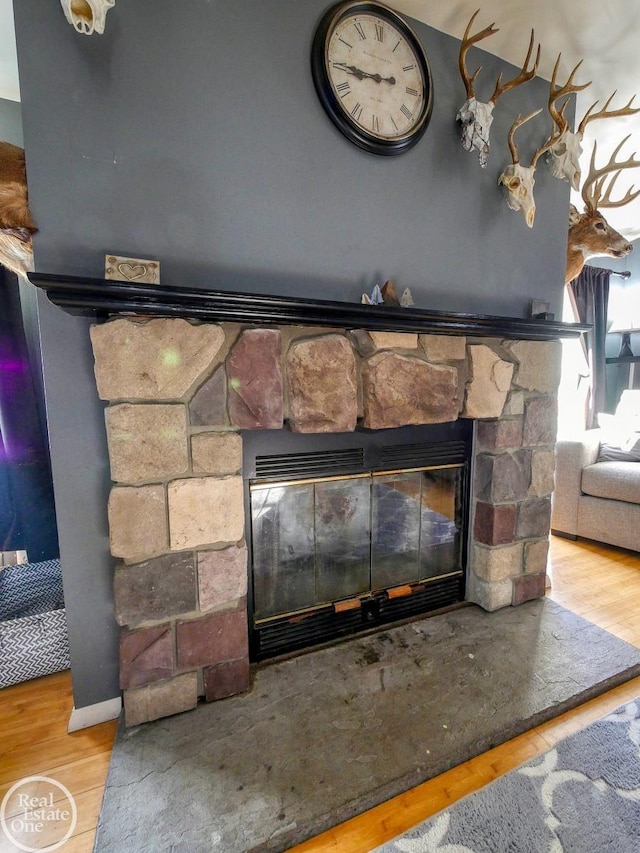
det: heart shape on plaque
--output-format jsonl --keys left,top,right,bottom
{"left": 117, "top": 262, "right": 147, "bottom": 281}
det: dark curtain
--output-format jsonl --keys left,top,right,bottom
{"left": 567, "top": 264, "right": 611, "bottom": 429}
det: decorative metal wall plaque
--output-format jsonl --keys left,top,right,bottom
{"left": 104, "top": 255, "right": 160, "bottom": 284}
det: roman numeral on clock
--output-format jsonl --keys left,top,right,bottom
{"left": 374, "top": 24, "right": 384, "bottom": 42}
{"left": 406, "top": 86, "right": 419, "bottom": 97}
{"left": 354, "top": 21, "right": 366, "bottom": 40}
{"left": 400, "top": 104, "right": 413, "bottom": 120}
{"left": 372, "top": 114, "right": 379, "bottom": 132}
{"left": 336, "top": 80, "right": 351, "bottom": 98}
{"left": 351, "top": 102, "right": 363, "bottom": 121}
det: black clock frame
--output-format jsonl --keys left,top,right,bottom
{"left": 311, "top": 0, "right": 433, "bottom": 156}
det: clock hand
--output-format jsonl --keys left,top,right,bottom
{"left": 334, "top": 63, "right": 367, "bottom": 80}
{"left": 371, "top": 72, "right": 396, "bottom": 85}
{"left": 333, "top": 63, "right": 396, "bottom": 84}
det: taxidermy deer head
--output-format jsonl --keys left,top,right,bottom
{"left": 457, "top": 10, "right": 540, "bottom": 168}
{"left": 547, "top": 55, "right": 639, "bottom": 191}
{"left": 566, "top": 136, "right": 640, "bottom": 283}
{"left": 59, "top": 0, "right": 115, "bottom": 35}
{"left": 497, "top": 111, "right": 561, "bottom": 228}
{"left": 0, "top": 142, "right": 37, "bottom": 278}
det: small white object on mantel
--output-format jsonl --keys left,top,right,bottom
{"left": 400, "top": 288, "right": 414, "bottom": 307}
{"left": 105, "top": 255, "right": 160, "bottom": 284}
{"left": 59, "top": 0, "right": 116, "bottom": 35}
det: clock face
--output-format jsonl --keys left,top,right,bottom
{"left": 312, "top": 1, "right": 433, "bottom": 155}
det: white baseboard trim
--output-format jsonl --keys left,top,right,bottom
{"left": 68, "top": 696, "right": 122, "bottom": 732}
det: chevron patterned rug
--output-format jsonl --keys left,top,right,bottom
{"left": 374, "top": 698, "right": 640, "bottom": 853}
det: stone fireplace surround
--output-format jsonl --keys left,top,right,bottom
{"left": 29, "top": 274, "right": 580, "bottom": 728}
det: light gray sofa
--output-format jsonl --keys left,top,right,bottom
{"left": 551, "top": 392, "right": 640, "bottom": 553}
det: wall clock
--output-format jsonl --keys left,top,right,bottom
{"left": 311, "top": 0, "right": 433, "bottom": 155}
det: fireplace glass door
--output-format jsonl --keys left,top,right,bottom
{"left": 371, "top": 468, "right": 462, "bottom": 589}
{"left": 244, "top": 421, "right": 471, "bottom": 659}
{"left": 250, "top": 464, "right": 464, "bottom": 623}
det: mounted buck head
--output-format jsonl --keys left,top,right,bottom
{"left": 0, "top": 142, "right": 37, "bottom": 278}
{"left": 547, "top": 55, "right": 639, "bottom": 191}
{"left": 456, "top": 10, "right": 540, "bottom": 168}
{"left": 566, "top": 136, "right": 640, "bottom": 283}
{"left": 59, "top": 0, "right": 115, "bottom": 35}
{"left": 498, "top": 111, "right": 561, "bottom": 228}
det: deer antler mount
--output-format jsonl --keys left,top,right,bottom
{"left": 498, "top": 110, "right": 562, "bottom": 227}
{"left": 456, "top": 9, "right": 540, "bottom": 168}
{"left": 566, "top": 136, "right": 640, "bottom": 282}
{"left": 546, "top": 55, "right": 640, "bottom": 193}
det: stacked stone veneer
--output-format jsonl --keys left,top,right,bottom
{"left": 89, "top": 318, "right": 562, "bottom": 727}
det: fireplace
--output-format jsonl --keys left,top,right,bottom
{"left": 243, "top": 422, "right": 472, "bottom": 659}
{"left": 28, "top": 273, "right": 585, "bottom": 727}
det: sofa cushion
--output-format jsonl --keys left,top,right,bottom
{"left": 596, "top": 412, "right": 640, "bottom": 462}
{"left": 582, "top": 461, "right": 640, "bottom": 504}
{"left": 597, "top": 439, "right": 640, "bottom": 462}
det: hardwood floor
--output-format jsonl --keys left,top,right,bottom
{"left": 0, "top": 672, "right": 117, "bottom": 853}
{"left": 290, "top": 535, "right": 640, "bottom": 852}
{"left": 1, "top": 535, "right": 639, "bottom": 852}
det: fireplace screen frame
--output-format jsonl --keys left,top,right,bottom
{"left": 243, "top": 421, "right": 473, "bottom": 661}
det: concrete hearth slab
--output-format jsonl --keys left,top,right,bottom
{"left": 94, "top": 599, "right": 640, "bottom": 853}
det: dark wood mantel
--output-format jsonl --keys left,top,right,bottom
{"left": 28, "top": 272, "right": 589, "bottom": 341}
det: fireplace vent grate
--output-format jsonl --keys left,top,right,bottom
{"left": 379, "top": 576, "right": 464, "bottom": 622}
{"left": 377, "top": 440, "right": 468, "bottom": 470}
{"left": 256, "top": 607, "right": 364, "bottom": 659}
{"left": 254, "top": 447, "right": 365, "bottom": 480}
{"left": 253, "top": 439, "right": 469, "bottom": 481}
{"left": 254, "top": 574, "right": 465, "bottom": 660}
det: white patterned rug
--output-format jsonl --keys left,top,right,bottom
{"left": 374, "top": 698, "right": 640, "bottom": 853}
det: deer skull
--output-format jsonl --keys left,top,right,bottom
{"left": 498, "top": 164, "right": 537, "bottom": 228}
{"left": 498, "top": 109, "right": 562, "bottom": 230}
{"left": 457, "top": 13, "right": 539, "bottom": 170}
{"left": 59, "top": 0, "right": 115, "bottom": 35}
{"left": 548, "top": 129, "right": 583, "bottom": 190}
{"left": 456, "top": 98, "right": 494, "bottom": 168}
{"left": 545, "top": 59, "right": 592, "bottom": 192}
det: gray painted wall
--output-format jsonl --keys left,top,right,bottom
{"left": 13, "top": 0, "right": 572, "bottom": 708}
